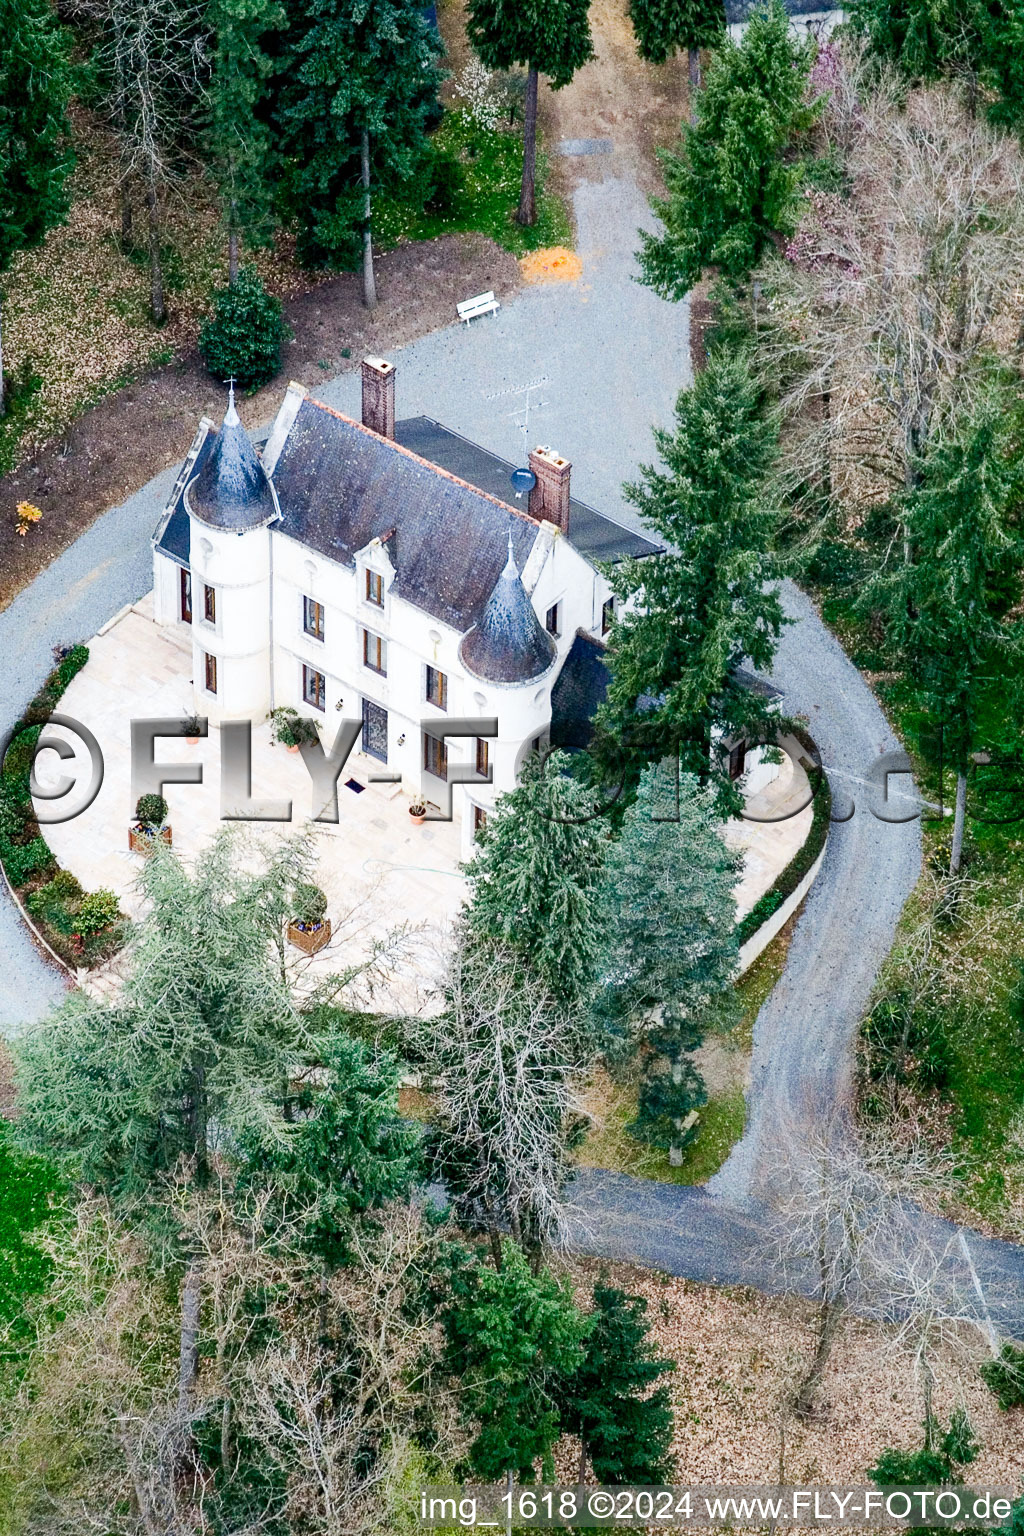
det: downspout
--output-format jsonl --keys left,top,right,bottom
{"left": 267, "top": 524, "right": 276, "bottom": 712}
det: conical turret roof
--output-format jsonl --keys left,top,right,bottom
{"left": 459, "top": 532, "right": 556, "bottom": 686}
{"left": 185, "top": 385, "right": 276, "bottom": 530}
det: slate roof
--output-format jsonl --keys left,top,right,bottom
{"left": 550, "top": 631, "right": 610, "bottom": 751}
{"left": 185, "top": 394, "right": 276, "bottom": 531}
{"left": 459, "top": 537, "right": 557, "bottom": 686}
{"left": 155, "top": 394, "right": 661, "bottom": 635}
{"left": 271, "top": 400, "right": 540, "bottom": 631}
{"left": 395, "top": 417, "right": 661, "bottom": 567}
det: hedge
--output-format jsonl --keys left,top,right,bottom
{"left": 0, "top": 645, "right": 128, "bottom": 970}
{"left": 735, "top": 726, "right": 831, "bottom": 948}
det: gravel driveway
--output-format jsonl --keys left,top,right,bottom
{"left": 2, "top": 176, "right": 1022, "bottom": 1332}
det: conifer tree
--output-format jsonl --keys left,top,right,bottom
{"left": 242, "top": 1026, "right": 422, "bottom": 1270}
{"left": 628, "top": 0, "right": 727, "bottom": 101}
{"left": 467, "top": 0, "right": 594, "bottom": 226}
{"left": 559, "top": 1281, "right": 675, "bottom": 1484}
{"left": 865, "top": 395, "right": 1024, "bottom": 876}
{"left": 465, "top": 749, "right": 606, "bottom": 1015}
{"left": 0, "top": 0, "right": 74, "bottom": 413}
{"left": 206, "top": 0, "right": 285, "bottom": 282}
{"left": 848, "top": 0, "right": 1024, "bottom": 127}
{"left": 441, "top": 1240, "right": 589, "bottom": 1480}
{"left": 597, "top": 765, "right": 740, "bottom": 1159}
{"left": 639, "top": 0, "right": 815, "bottom": 298}
{"left": 273, "top": 0, "right": 443, "bottom": 300}
{"left": 596, "top": 346, "right": 784, "bottom": 808}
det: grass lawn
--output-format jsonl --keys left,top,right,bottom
{"left": 375, "top": 109, "right": 572, "bottom": 258}
{"left": 575, "top": 923, "right": 795, "bottom": 1187}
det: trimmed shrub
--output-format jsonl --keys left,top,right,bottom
{"left": 199, "top": 268, "right": 292, "bottom": 391}
{"left": 134, "top": 794, "right": 168, "bottom": 829}
{"left": 75, "top": 889, "right": 121, "bottom": 938}
{"left": 293, "top": 882, "right": 328, "bottom": 928}
{"left": 981, "top": 1343, "right": 1024, "bottom": 1411}
{"left": 3, "top": 838, "right": 54, "bottom": 887}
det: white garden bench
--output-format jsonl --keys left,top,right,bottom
{"left": 457, "top": 290, "right": 500, "bottom": 324}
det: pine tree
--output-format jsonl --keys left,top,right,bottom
{"left": 206, "top": 0, "right": 285, "bottom": 283}
{"left": 595, "top": 345, "right": 784, "bottom": 809}
{"left": 639, "top": 0, "right": 815, "bottom": 299}
{"left": 467, "top": 0, "right": 594, "bottom": 226}
{"left": 243, "top": 1025, "right": 422, "bottom": 1270}
{"left": 560, "top": 1281, "right": 675, "bottom": 1484}
{"left": 628, "top": 0, "right": 727, "bottom": 102}
{"left": 441, "top": 1240, "right": 589, "bottom": 1481}
{"left": 848, "top": 0, "right": 1024, "bottom": 127}
{"left": 464, "top": 749, "right": 607, "bottom": 1015}
{"left": 0, "top": 0, "right": 74, "bottom": 413}
{"left": 273, "top": 0, "right": 443, "bottom": 299}
{"left": 13, "top": 832, "right": 322, "bottom": 1195}
{"left": 865, "top": 395, "right": 1024, "bottom": 876}
{"left": 597, "top": 764, "right": 740, "bottom": 1159}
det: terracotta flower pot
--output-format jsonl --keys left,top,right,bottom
{"left": 409, "top": 807, "right": 426, "bottom": 826}
{"left": 129, "top": 825, "right": 173, "bottom": 855}
{"left": 186, "top": 735, "right": 200, "bottom": 746}
{"left": 287, "top": 917, "right": 332, "bottom": 955}
{"left": 287, "top": 743, "right": 300, "bottom": 754}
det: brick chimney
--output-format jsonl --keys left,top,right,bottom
{"left": 527, "top": 445, "right": 571, "bottom": 533}
{"left": 361, "top": 357, "right": 395, "bottom": 439}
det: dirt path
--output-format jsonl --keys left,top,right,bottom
{"left": 0, "top": 235, "right": 519, "bottom": 613}
{"left": 541, "top": 0, "right": 691, "bottom": 197}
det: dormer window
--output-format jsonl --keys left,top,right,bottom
{"left": 366, "top": 569, "right": 384, "bottom": 607}
{"left": 545, "top": 602, "right": 560, "bottom": 636}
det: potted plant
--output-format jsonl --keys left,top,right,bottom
{"left": 130, "top": 794, "right": 172, "bottom": 854}
{"left": 184, "top": 713, "right": 203, "bottom": 745}
{"left": 286, "top": 881, "right": 332, "bottom": 955}
{"left": 270, "top": 707, "right": 321, "bottom": 753}
{"left": 408, "top": 802, "right": 427, "bottom": 826}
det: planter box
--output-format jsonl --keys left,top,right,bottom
{"left": 129, "top": 825, "right": 172, "bottom": 855}
{"left": 287, "top": 917, "right": 332, "bottom": 956}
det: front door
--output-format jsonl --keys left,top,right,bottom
{"left": 362, "top": 698, "right": 388, "bottom": 762}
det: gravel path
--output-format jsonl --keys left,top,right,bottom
{"left": 708, "top": 580, "right": 924, "bottom": 1205}
{"left": 2, "top": 176, "right": 1022, "bottom": 1331}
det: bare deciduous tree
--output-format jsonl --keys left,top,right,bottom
{"left": 417, "top": 931, "right": 592, "bottom": 1271}
{"left": 754, "top": 57, "right": 1024, "bottom": 546}
{"left": 99, "top": 0, "right": 207, "bottom": 323}
{"left": 773, "top": 1125, "right": 991, "bottom": 1423}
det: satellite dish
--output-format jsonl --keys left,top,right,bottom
{"left": 510, "top": 466, "right": 537, "bottom": 501}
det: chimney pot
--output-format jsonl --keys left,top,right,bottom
{"left": 361, "top": 356, "right": 395, "bottom": 439}
{"left": 527, "top": 444, "right": 572, "bottom": 533}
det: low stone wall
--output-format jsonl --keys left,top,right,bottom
{"left": 737, "top": 840, "right": 827, "bottom": 975}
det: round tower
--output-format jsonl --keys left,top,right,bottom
{"left": 183, "top": 386, "right": 277, "bottom": 723}
{"left": 458, "top": 532, "right": 558, "bottom": 853}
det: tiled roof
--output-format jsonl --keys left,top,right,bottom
{"left": 459, "top": 538, "right": 557, "bottom": 686}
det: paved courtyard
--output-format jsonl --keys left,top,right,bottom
{"left": 34, "top": 600, "right": 810, "bottom": 1009}
{"left": 38, "top": 599, "right": 466, "bottom": 1012}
